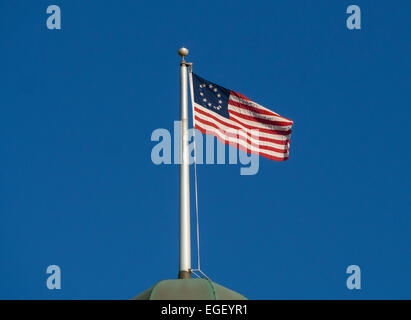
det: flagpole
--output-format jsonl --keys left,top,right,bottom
{"left": 178, "top": 47, "right": 191, "bottom": 279}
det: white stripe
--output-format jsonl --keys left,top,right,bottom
{"left": 228, "top": 104, "right": 292, "bottom": 126}
{"left": 229, "top": 112, "right": 292, "bottom": 132}
{"left": 195, "top": 122, "right": 289, "bottom": 158}
{"left": 229, "top": 94, "right": 293, "bottom": 123}
{"left": 194, "top": 103, "right": 291, "bottom": 141}
{"left": 195, "top": 113, "right": 289, "bottom": 151}
{"left": 196, "top": 119, "right": 289, "bottom": 153}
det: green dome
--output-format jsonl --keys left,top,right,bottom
{"left": 132, "top": 279, "right": 247, "bottom": 300}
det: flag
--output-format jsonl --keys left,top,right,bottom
{"left": 189, "top": 72, "right": 294, "bottom": 161}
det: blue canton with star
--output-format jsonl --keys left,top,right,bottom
{"left": 192, "top": 73, "right": 230, "bottom": 119}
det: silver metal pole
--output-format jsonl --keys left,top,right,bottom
{"left": 178, "top": 47, "right": 191, "bottom": 279}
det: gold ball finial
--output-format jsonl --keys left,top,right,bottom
{"left": 178, "top": 47, "right": 189, "bottom": 58}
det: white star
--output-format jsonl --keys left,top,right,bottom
{"left": 218, "top": 100, "right": 222, "bottom": 104}
{"left": 208, "top": 102, "right": 211, "bottom": 106}
{"left": 203, "top": 98, "right": 207, "bottom": 102}
{"left": 200, "top": 92, "right": 204, "bottom": 96}
{"left": 209, "top": 84, "right": 213, "bottom": 88}
{"left": 217, "top": 94, "right": 221, "bottom": 98}
{"left": 213, "top": 88, "right": 217, "bottom": 92}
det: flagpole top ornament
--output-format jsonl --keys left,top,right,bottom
{"left": 178, "top": 47, "right": 189, "bottom": 60}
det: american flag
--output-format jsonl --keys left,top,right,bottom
{"left": 189, "top": 73, "right": 293, "bottom": 161}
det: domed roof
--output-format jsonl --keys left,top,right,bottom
{"left": 132, "top": 279, "right": 247, "bottom": 300}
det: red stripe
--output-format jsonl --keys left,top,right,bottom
{"left": 195, "top": 116, "right": 289, "bottom": 154}
{"left": 228, "top": 108, "right": 293, "bottom": 127}
{"left": 228, "top": 99, "right": 294, "bottom": 123}
{"left": 195, "top": 123, "right": 289, "bottom": 162}
{"left": 230, "top": 91, "right": 251, "bottom": 101}
{"left": 194, "top": 106, "right": 292, "bottom": 136}
{"left": 194, "top": 113, "right": 289, "bottom": 145}
{"left": 229, "top": 114, "right": 292, "bottom": 135}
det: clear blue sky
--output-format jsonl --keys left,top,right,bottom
{"left": 1, "top": 1, "right": 410, "bottom": 299}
